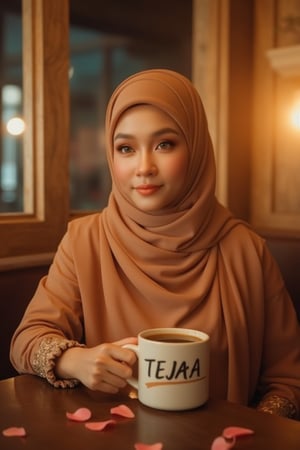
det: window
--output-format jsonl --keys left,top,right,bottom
{"left": 0, "top": 0, "right": 192, "bottom": 266}
{"left": 1, "top": 2, "right": 23, "bottom": 212}
{"left": 0, "top": 0, "right": 69, "bottom": 264}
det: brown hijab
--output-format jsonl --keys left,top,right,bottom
{"left": 100, "top": 69, "right": 249, "bottom": 401}
{"left": 101, "top": 68, "right": 241, "bottom": 317}
{"left": 103, "top": 69, "right": 237, "bottom": 248}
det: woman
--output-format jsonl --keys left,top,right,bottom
{"left": 10, "top": 69, "right": 300, "bottom": 419}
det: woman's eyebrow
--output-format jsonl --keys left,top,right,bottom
{"left": 152, "top": 127, "right": 180, "bottom": 137}
{"left": 114, "top": 132, "right": 133, "bottom": 141}
{"left": 114, "top": 128, "right": 180, "bottom": 141}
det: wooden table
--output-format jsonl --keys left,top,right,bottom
{"left": 0, "top": 374, "right": 300, "bottom": 449}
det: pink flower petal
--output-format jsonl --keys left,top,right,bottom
{"left": 2, "top": 427, "right": 27, "bottom": 437}
{"left": 222, "top": 426, "right": 254, "bottom": 439}
{"left": 66, "top": 407, "right": 92, "bottom": 422}
{"left": 85, "top": 420, "right": 116, "bottom": 431}
{"left": 134, "top": 443, "right": 163, "bottom": 450}
{"left": 110, "top": 404, "right": 135, "bottom": 418}
{"left": 211, "top": 436, "right": 236, "bottom": 450}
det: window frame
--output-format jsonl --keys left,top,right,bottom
{"left": 0, "top": 0, "right": 70, "bottom": 268}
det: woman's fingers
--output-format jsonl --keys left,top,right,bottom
{"left": 108, "top": 343, "right": 137, "bottom": 368}
{"left": 81, "top": 342, "right": 137, "bottom": 391}
{"left": 56, "top": 339, "right": 138, "bottom": 393}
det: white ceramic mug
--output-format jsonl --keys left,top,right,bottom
{"left": 124, "top": 327, "right": 210, "bottom": 411}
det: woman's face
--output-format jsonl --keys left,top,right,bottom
{"left": 112, "top": 105, "right": 189, "bottom": 212}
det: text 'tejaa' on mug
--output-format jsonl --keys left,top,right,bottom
{"left": 123, "top": 327, "right": 210, "bottom": 411}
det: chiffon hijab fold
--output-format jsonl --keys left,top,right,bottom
{"left": 100, "top": 69, "right": 248, "bottom": 401}
{"left": 102, "top": 68, "right": 239, "bottom": 293}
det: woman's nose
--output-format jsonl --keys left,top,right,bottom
{"left": 136, "top": 152, "right": 158, "bottom": 176}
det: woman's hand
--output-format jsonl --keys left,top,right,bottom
{"left": 55, "top": 337, "right": 138, "bottom": 393}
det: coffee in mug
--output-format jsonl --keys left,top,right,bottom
{"left": 123, "top": 327, "right": 209, "bottom": 411}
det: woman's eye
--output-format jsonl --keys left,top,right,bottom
{"left": 116, "top": 145, "right": 132, "bottom": 154}
{"left": 157, "top": 140, "right": 174, "bottom": 150}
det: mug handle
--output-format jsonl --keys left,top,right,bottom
{"left": 122, "top": 343, "right": 139, "bottom": 391}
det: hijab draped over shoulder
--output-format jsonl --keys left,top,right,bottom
{"left": 100, "top": 70, "right": 277, "bottom": 404}
{"left": 101, "top": 69, "right": 239, "bottom": 317}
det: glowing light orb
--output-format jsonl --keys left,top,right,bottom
{"left": 6, "top": 117, "right": 25, "bottom": 136}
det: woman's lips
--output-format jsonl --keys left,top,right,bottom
{"left": 135, "top": 184, "right": 161, "bottom": 195}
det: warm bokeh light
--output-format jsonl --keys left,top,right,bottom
{"left": 291, "top": 91, "right": 300, "bottom": 130}
{"left": 6, "top": 117, "right": 25, "bottom": 136}
{"left": 291, "top": 108, "right": 300, "bottom": 130}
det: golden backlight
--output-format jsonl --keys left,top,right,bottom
{"left": 291, "top": 92, "right": 300, "bottom": 130}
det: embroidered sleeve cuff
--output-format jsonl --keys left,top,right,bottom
{"left": 32, "top": 336, "right": 84, "bottom": 388}
{"left": 256, "top": 395, "right": 298, "bottom": 419}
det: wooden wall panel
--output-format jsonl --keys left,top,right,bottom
{"left": 252, "top": 0, "right": 300, "bottom": 232}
